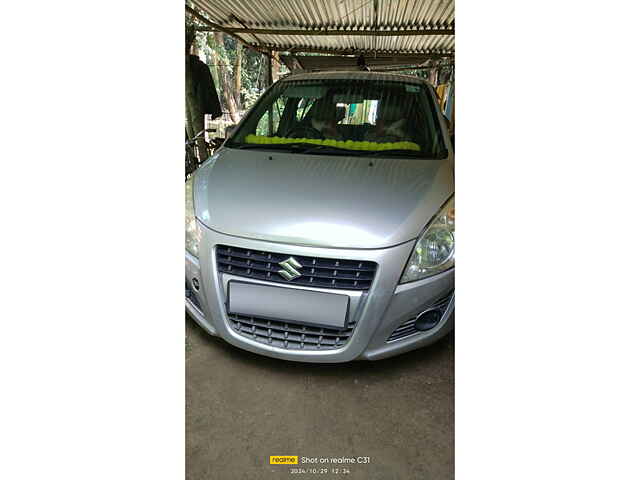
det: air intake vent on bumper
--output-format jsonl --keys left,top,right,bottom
{"left": 387, "top": 291, "right": 454, "bottom": 342}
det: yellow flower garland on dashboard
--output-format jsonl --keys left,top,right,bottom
{"left": 244, "top": 134, "right": 420, "bottom": 152}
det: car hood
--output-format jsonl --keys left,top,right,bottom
{"left": 193, "top": 147, "right": 453, "bottom": 249}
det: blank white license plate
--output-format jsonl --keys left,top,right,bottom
{"left": 227, "top": 281, "right": 349, "bottom": 329}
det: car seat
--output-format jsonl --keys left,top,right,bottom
{"left": 364, "top": 97, "right": 412, "bottom": 143}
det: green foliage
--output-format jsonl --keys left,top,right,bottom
{"left": 193, "top": 32, "right": 285, "bottom": 112}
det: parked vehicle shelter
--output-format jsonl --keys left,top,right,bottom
{"left": 186, "top": 0, "right": 454, "bottom": 75}
{"left": 185, "top": 2, "right": 455, "bottom": 479}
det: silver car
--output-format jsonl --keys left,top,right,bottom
{"left": 186, "top": 71, "right": 454, "bottom": 362}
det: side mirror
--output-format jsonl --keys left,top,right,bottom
{"left": 225, "top": 124, "right": 238, "bottom": 139}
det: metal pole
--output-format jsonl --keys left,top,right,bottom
{"left": 266, "top": 50, "right": 273, "bottom": 86}
{"left": 266, "top": 51, "right": 273, "bottom": 135}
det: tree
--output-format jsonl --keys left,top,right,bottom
{"left": 187, "top": 26, "right": 289, "bottom": 131}
{"left": 234, "top": 42, "right": 242, "bottom": 108}
{"left": 209, "top": 32, "right": 239, "bottom": 122}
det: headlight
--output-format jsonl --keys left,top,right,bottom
{"left": 185, "top": 175, "right": 201, "bottom": 257}
{"left": 400, "top": 196, "right": 454, "bottom": 283}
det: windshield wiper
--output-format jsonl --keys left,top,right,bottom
{"left": 285, "top": 144, "right": 354, "bottom": 155}
{"left": 292, "top": 145, "right": 449, "bottom": 159}
{"left": 228, "top": 142, "right": 448, "bottom": 159}
{"left": 228, "top": 142, "right": 351, "bottom": 155}
{"left": 226, "top": 142, "right": 297, "bottom": 151}
{"left": 363, "top": 149, "right": 449, "bottom": 159}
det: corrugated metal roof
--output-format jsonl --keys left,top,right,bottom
{"left": 187, "top": 0, "right": 454, "bottom": 57}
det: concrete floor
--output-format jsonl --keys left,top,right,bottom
{"left": 186, "top": 314, "right": 454, "bottom": 480}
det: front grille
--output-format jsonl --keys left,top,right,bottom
{"left": 387, "top": 291, "right": 454, "bottom": 342}
{"left": 228, "top": 313, "right": 356, "bottom": 350}
{"left": 216, "top": 245, "right": 378, "bottom": 291}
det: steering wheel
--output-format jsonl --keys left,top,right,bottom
{"left": 284, "top": 125, "right": 325, "bottom": 140}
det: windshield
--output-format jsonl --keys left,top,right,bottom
{"left": 227, "top": 77, "right": 448, "bottom": 159}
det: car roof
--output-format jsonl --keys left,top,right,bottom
{"left": 281, "top": 70, "right": 431, "bottom": 86}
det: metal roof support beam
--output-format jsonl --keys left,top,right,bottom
{"left": 280, "top": 47, "right": 454, "bottom": 57}
{"left": 372, "top": 64, "right": 453, "bottom": 73}
{"left": 194, "top": 27, "right": 454, "bottom": 36}
{"left": 228, "top": 14, "right": 270, "bottom": 54}
{"left": 185, "top": 5, "right": 280, "bottom": 64}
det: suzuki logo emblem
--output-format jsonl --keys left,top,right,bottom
{"left": 278, "top": 257, "right": 303, "bottom": 281}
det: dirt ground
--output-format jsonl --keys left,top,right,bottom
{"left": 186, "top": 314, "right": 454, "bottom": 480}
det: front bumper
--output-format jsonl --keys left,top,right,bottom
{"left": 186, "top": 224, "right": 454, "bottom": 362}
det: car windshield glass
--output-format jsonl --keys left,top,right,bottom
{"left": 227, "top": 77, "right": 448, "bottom": 159}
